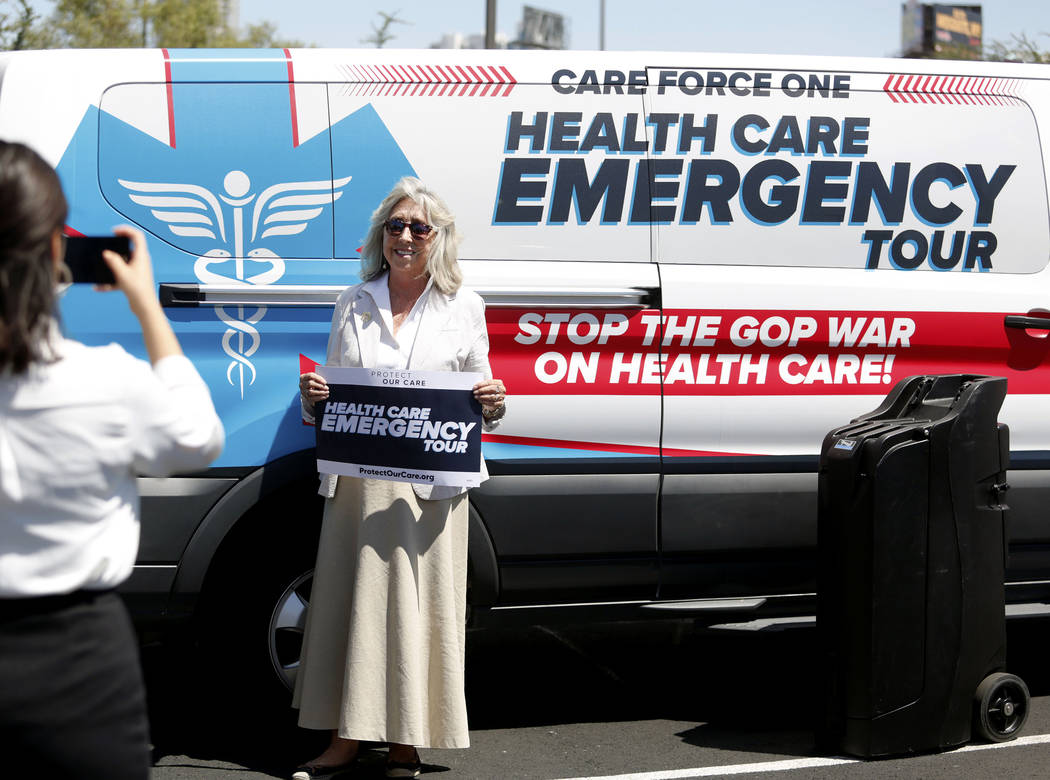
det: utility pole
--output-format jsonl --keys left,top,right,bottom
{"left": 485, "top": 0, "right": 496, "bottom": 48}
{"left": 599, "top": 0, "right": 605, "bottom": 50}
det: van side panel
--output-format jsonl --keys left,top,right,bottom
{"left": 5, "top": 50, "right": 1050, "bottom": 632}
{"left": 649, "top": 66, "right": 1050, "bottom": 597}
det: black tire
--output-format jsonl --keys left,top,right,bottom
{"left": 973, "top": 672, "right": 1030, "bottom": 743}
{"left": 196, "top": 484, "right": 323, "bottom": 712}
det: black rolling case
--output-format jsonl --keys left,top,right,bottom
{"left": 817, "top": 374, "right": 1028, "bottom": 757}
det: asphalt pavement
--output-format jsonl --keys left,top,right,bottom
{"left": 145, "top": 618, "right": 1050, "bottom": 779}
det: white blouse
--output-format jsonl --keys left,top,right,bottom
{"left": 362, "top": 273, "right": 433, "bottom": 370}
{"left": 0, "top": 337, "right": 224, "bottom": 597}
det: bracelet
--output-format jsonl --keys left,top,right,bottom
{"left": 482, "top": 404, "right": 506, "bottom": 422}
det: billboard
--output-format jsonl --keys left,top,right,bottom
{"left": 932, "top": 4, "right": 982, "bottom": 57}
{"left": 517, "top": 6, "right": 567, "bottom": 50}
{"left": 900, "top": 3, "right": 982, "bottom": 59}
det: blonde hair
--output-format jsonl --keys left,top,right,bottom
{"left": 359, "top": 177, "right": 463, "bottom": 294}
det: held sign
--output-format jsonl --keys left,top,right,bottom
{"left": 315, "top": 367, "right": 484, "bottom": 488}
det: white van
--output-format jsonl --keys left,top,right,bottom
{"left": 2, "top": 48, "right": 1049, "bottom": 691}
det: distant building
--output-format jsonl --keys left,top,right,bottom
{"left": 431, "top": 5, "right": 566, "bottom": 51}
{"left": 901, "top": 2, "right": 982, "bottom": 59}
{"left": 431, "top": 32, "right": 510, "bottom": 49}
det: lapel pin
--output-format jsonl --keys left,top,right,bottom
{"left": 361, "top": 312, "right": 372, "bottom": 325}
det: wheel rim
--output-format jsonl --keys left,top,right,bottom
{"left": 267, "top": 569, "right": 313, "bottom": 691}
{"left": 985, "top": 679, "right": 1028, "bottom": 738}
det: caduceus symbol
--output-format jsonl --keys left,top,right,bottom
{"left": 118, "top": 170, "right": 351, "bottom": 398}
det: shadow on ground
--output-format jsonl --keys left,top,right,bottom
{"left": 142, "top": 637, "right": 316, "bottom": 776}
{"left": 465, "top": 621, "right": 822, "bottom": 758}
{"left": 142, "top": 617, "right": 1050, "bottom": 774}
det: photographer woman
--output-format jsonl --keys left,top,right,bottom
{"left": 0, "top": 140, "right": 224, "bottom": 779}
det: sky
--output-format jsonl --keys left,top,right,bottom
{"left": 232, "top": 0, "right": 1050, "bottom": 57}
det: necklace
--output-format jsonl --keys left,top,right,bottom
{"left": 389, "top": 279, "right": 427, "bottom": 337}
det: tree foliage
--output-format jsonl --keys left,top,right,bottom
{"left": 362, "top": 10, "right": 409, "bottom": 48}
{"left": 234, "top": 21, "right": 304, "bottom": 50}
{"left": 985, "top": 32, "right": 1050, "bottom": 64}
{"left": 51, "top": 0, "right": 140, "bottom": 48}
{"left": 0, "top": 0, "right": 305, "bottom": 50}
{"left": 0, "top": 0, "right": 49, "bottom": 49}
{"left": 149, "top": 0, "right": 222, "bottom": 48}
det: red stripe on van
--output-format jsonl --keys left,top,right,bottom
{"left": 482, "top": 433, "right": 662, "bottom": 456}
{"left": 284, "top": 49, "right": 299, "bottom": 148}
{"left": 481, "top": 433, "right": 753, "bottom": 458}
{"left": 162, "top": 49, "right": 176, "bottom": 148}
{"left": 885, "top": 72, "right": 1019, "bottom": 107}
{"left": 945, "top": 76, "right": 961, "bottom": 104}
{"left": 499, "top": 66, "right": 517, "bottom": 97}
{"left": 299, "top": 353, "right": 319, "bottom": 425}
{"left": 929, "top": 76, "right": 946, "bottom": 104}
{"left": 883, "top": 74, "right": 899, "bottom": 103}
{"left": 487, "top": 308, "right": 1050, "bottom": 397}
{"left": 338, "top": 63, "right": 517, "bottom": 97}
{"left": 467, "top": 66, "right": 484, "bottom": 96}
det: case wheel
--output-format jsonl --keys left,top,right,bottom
{"left": 973, "top": 672, "right": 1030, "bottom": 742}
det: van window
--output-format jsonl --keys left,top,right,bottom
{"left": 645, "top": 70, "right": 1048, "bottom": 273}
{"left": 327, "top": 80, "right": 653, "bottom": 263}
{"left": 99, "top": 82, "right": 337, "bottom": 267}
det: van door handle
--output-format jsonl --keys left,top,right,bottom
{"left": 1005, "top": 315, "right": 1050, "bottom": 330}
{"left": 159, "top": 283, "right": 347, "bottom": 307}
{"left": 473, "top": 285, "right": 659, "bottom": 309}
{"left": 160, "top": 283, "right": 660, "bottom": 309}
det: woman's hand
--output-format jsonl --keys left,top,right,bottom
{"left": 100, "top": 225, "right": 182, "bottom": 364}
{"left": 473, "top": 378, "right": 506, "bottom": 418}
{"left": 99, "top": 226, "right": 158, "bottom": 317}
{"left": 300, "top": 372, "right": 330, "bottom": 404}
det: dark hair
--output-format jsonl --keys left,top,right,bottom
{"left": 0, "top": 141, "right": 68, "bottom": 374}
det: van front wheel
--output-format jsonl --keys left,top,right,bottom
{"left": 268, "top": 569, "right": 314, "bottom": 692}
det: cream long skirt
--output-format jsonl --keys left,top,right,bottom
{"left": 292, "top": 476, "right": 470, "bottom": 749}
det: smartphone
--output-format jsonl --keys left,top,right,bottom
{"left": 64, "top": 235, "right": 131, "bottom": 284}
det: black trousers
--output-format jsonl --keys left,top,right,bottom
{"left": 0, "top": 590, "right": 151, "bottom": 779}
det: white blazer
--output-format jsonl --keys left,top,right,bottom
{"left": 303, "top": 278, "right": 500, "bottom": 501}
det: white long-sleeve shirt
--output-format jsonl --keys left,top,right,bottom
{"left": 363, "top": 273, "right": 433, "bottom": 369}
{"left": 0, "top": 338, "right": 224, "bottom": 597}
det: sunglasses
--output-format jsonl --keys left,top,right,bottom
{"left": 384, "top": 218, "right": 434, "bottom": 238}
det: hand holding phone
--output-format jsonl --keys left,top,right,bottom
{"left": 64, "top": 234, "right": 132, "bottom": 284}
{"left": 70, "top": 226, "right": 181, "bottom": 363}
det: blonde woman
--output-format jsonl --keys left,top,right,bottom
{"left": 294, "top": 178, "right": 506, "bottom": 779}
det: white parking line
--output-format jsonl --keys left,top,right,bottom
{"left": 553, "top": 733, "right": 1050, "bottom": 780}
{"left": 554, "top": 756, "right": 856, "bottom": 780}
{"left": 953, "top": 733, "right": 1050, "bottom": 753}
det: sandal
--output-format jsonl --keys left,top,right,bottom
{"left": 291, "top": 757, "right": 357, "bottom": 779}
{"left": 385, "top": 748, "right": 421, "bottom": 778}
